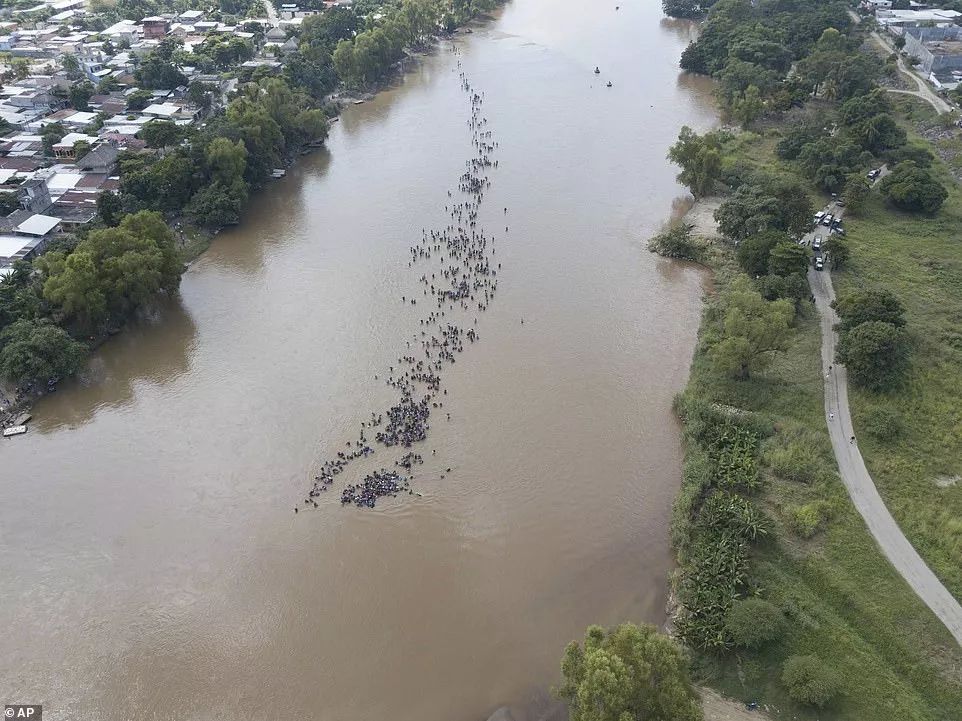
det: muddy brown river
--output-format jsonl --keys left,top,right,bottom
{"left": 0, "top": 2, "right": 716, "bottom": 719}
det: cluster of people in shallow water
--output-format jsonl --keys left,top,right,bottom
{"left": 341, "top": 470, "right": 412, "bottom": 508}
{"left": 299, "top": 45, "right": 504, "bottom": 512}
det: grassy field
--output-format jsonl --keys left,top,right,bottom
{"left": 679, "top": 249, "right": 962, "bottom": 720}
{"left": 836, "top": 164, "right": 962, "bottom": 601}
{"left": 673, "top": 93, "right": 962, "bottom": 717}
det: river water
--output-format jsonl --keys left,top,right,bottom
{"left": 0, "top": 2, "right": 715, "bottom": 719}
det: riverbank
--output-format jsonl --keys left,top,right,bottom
{"left": 665, "top": 143, "right": 962, "bottom": 721}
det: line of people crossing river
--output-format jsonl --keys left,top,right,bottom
{"left": 298, "top": 45, "right": 506, "bottom": 513}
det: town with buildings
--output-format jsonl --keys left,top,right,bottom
{"left": 0, "top": 0, "right": 355, "bottom": 278}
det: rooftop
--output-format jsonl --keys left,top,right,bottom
{"left": 14, "top": 213, "right": 59, "bottom": 236}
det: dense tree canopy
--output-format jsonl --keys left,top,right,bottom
{"left": 832, "top": 288, "right": 906, "bottom": 331}
{"left": 836, "top": 320, "right": 910, "bottom": 391}
{"left": 39, "top": 211, "right": 183, "bottom": 332}
{"left": 0, "top": 318, "right": 87, "bottom": 385}
{"left": 710, "top": 276, "right": 795, "bottom": 379}
{"left": 878, "top": 161, "right": 948, "bottom": 213}
{"left": 715, "top": 179, "right": 812, "bottom": 241}
{"left": 559, "top": 623, "right": 703, "bottom": 721}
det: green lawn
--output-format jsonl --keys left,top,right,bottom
{"left": 836, "top": 187, "right": 962, "bottom": 601}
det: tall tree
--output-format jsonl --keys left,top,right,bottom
{"left": 668, "top": 127, "right": 723, "bottom": 198}
{"left": 709, "top": 275, "right": 794, "bottom": 379}
{"left": 559, "top": 623, "right": 703, "bottom": 721}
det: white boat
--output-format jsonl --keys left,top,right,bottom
{"left": 3, "top": 425, "right": 27, "bottom": 437}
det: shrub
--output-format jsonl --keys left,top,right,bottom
{"left": 861, "top": 406, "right": 903, "bottom": 442}
{"left": 726, "top": 598, "right": 786, "bottom": 648}
{"left": 649, "top": 223, "right": 703, "bottom": 261}
{"left": 786, "top": 501, "right": 833, "bottom": 539}
{"left": 782, "top": 654, "right": 842, "bottom": 708}
{"left": 878, "top": 161, "right": 948, "bottom": 213}
{"left": 765, "top": 440, "right": 819, "bottom": 484}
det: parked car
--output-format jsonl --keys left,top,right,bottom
{"left": 813, "top": 235, "right": 822, "bottom": 250}
{"left": 822, "top": 213, "right": 833, "bottom": 226}
{"left": 867, "top": 168, "right": 881, "bottom": 180}
{"left": 815, "top": 257, "right": 825, "bottom": 271}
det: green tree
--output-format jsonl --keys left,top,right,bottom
{"left": 40, "top": 211, "right": 182, "bottom": 331}
{"left": 709, "top": 275, "right": 795, "bottom": 379}
{"left": 735, "top": 230, "right": 780, "bottom": 276}
{"left": 768, "top": 240, "right": 810, "bottom": 277}
{"left": 140, "top": 120, "right": 184, "bottom": 149}
{"left": 0, "top": 318, "right": 87, "bottom": 385}
{"left": 135, "top": 50, "right": 187, "bottom": 90}
{"left": 732, "top": 84, "right": 764, "bottom": 129}
{"left": 206, "top": 137, "right": 248, "bottom": 185}
{"left": 781, "top": 655, "right": 842, "bottom": 708}
{"left": 0, "top": 191, "right": 19, "bottom": 216}
{"left": 842, "top": 173, "right": 870, "bottom": 215}
{"left": 668, "top": 127, "right": 723, "bottom": 198}
{"left": 41, "top": 122, "right": 67, "bottom": 157}
{"left": 725, "top": 598, "right": 785, "bottom": 649}
{"left": 72, "top": 140, "right": 91, "bottom": 160}
{"left": 832, "top": 288, "right": 905, "bottom": 330}
{"left": 559, "top": 623, "right": 703, "bottom": 721}
{"left": 878, "top": 161, "right": 948, "bottom": 213}
{"left": 69, "top": 81, "right": 95, "bottom": 111}
{"left": 96, "top": 191, "right": 123, "bottom": 227}
{"left": 824, "top": 235, "right": 850, "bottom": 270}
{"left": 836, "top": 321, "right": 910, "bottom": 391}
{"left": 126, "top": 88, "right": 155, "bottom": 111}
{"left": 186, "top": 180, "right": 248, "bottom": 228}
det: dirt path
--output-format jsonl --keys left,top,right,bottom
{"left": 702, "top": 688, "right": 775, "bottom": 721}
{"left": 808, "top": 264, "right": 962, "bottom": 647}
{"left": 868, "top": 32, "right": 953, "bottom": 114}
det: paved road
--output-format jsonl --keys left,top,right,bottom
{"left": 869, "top": 32, "right": 953, "bottom": 114}
{"left": 807, "top": 209, "right": 962, "bottom": 646}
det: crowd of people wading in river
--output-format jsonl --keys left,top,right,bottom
{"left": 297, "top": 46, "right": 504, "bottom": 512}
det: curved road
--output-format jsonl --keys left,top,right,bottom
{"left": 869, "top": 32, "right": 953, "bottom": 113}
{"left": 808, "top": 262, "right": 962, "bottom": 646}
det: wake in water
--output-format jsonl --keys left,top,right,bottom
{"left": 297, "top": 45, "right": 503, "bottom": 513}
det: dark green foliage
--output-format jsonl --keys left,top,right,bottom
{"left": 768, "top": 240, "right": 810, "bottom": 277}
{"left": 68, "top": 82, "right": 95, "bottom": 111}
{"left": 725, "top": 598, "right": 786, "bottom": 648}
{"left": 139, "top": 120, "right": 184, "bottom": 149}
{"left": 96, "top": 191, "right": 122, "bottom": 227}
{"left": 0, "top": 191, "right": 19, "bottom": 216}
{"left": 782, "top": 655, "right": 842, "bottom": 707}
{"left": 186, "top": 180, "right": 248, "bottom": 229}
{"left": 126, "top": 89, "right": 154, "bottom": 112}
{"left": 648, "top": 224, "right": 703, "bottom": 261}
{"left": 836, "top": 321, "right": 911, "bottom": 391}
{"left": 662, "top": 0, "right": 718, "bottom": 19}
{"left": 673, "top": 396, "right": 773, "bottom": 650}
{"left": 0, "top": 318, "right": 87, "bottom": 385}
{"left": 736, "top": 231, "right": 780, "bottom": 276}
{"left": 715, "top": 180, "right": 813, "bottom": 241}
{"left": 833, "top": 288, "right": 906, "bottom": 330}
{"left": 878, "top": 161, "right": 948, "bottom": 213}
{"left": 38, "top": 211, "right": 183, "bottom": 333}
